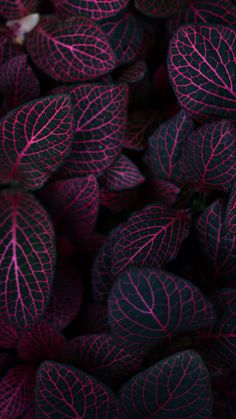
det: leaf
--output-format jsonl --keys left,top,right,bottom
{"left": 111, "top": 203, "right": 191, "bottom": 276}
{"left": 0, "top": 316, "right": 18, "bottom": 349}
{"left": 67, "top": 334, "right": 143, "bottom": 386}
{"left": 18, "top": 320, "right": 66, "bottom": 362}
{"left": 200, "top": 289, "right": 236, "bottom": 368}
{"left": 181, "top": 120, "right": 236, "bottom": 192}
{"left": 60, "top": 83, "right": 128, "bottom": 177}
{"left": 135, "top": 0, "right": 188, "bottom": 17}
{"left": 100, "top": 154, "right": 145, "bottom": 191}
{"left": 92, "top": 225, "right": 123, "bottom": 303}
{"left": 108, "top": 266, "right": 216, "bottom": 352}
{"left": 119, "top": 350, "right": 213, "bottom": 418}
{"left": 226, "top": 181, "right": 236, "bottom": 234}
{"left": 144, "top": 178, "right": 180, "bottom": 207}
{"left": 41, "top": 175, "right": 99, "bottom": 240}
{"left": 44, "top": 262, "right": 84, "bottom": 331}
{"left": 168, "top": 24, "right": 236, "bottom": 122}
{"left": 0, "top": 190, "right": 56, "bottom": 329}
{"left": 196, "top": 199, "right": 236, "bottom": 283}
{"left": 0, "top": 55, "right": 40, "bottom": 110}
{"left": 118, "top": 60, "right": 148, "bottom": 84}
{"left": 52, "top": 0, "right": 129, "bottom": 20}
{"left": 144, "top": 109, "right": 194, "bottom": 184}
{"left": 124, "top": 108, "right": 160, "bottom": 151}
{"left": 100, "top": 186, "right": 139, "bottom": 213}
{"left": 0, "top": 94, "right": 74, "bottom": 190}
{"left": 0, "top": 364, "right": 36, "bottom": 419}
{"left": 35, "top": 361, "right": 120, "bottom": 418}
{"left": 0, "top": 0, "right": 38, "bottom": 19}
{"left": 26, "top": 16, "right": 115, "bottom": 82}
{"left": 100, "top": 12, "right": 145, "bottom": 67}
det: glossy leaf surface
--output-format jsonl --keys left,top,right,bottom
{"left": 53, "top": 0, "right": 129, "bottom": 20}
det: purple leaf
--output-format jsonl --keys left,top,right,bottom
{"left": 92, "top": 225, "right": 123, "bottom": 303}
{"left": 0, "top": 364, "right": 36, "bottom": 419}
{"left": 41, "top": 175, "right": 99, "bottom": 240}
{"left": 108, "top": 266, "right": 216, "bottom": 352}
{"left": 0, "top": 0, "right": 38, "bottom": 19}
{"left": 135, "top": 0, "right": 188, "bottom": 17}
{"left": 119, "top": 350, "right": 213, "bottom": 418}
{"left": 0, "top": 316, "right": 18, "bottom": 349}
{"left": 226, "top": 181, "right": 236, "bottom": 234}
{"left": 0, "top": 94, "right": 74, "bottom": 190}
{"left": 100, "top": 186, "right": 139, "bottom": 212}
{"left": 124, "top": 108, "right": 160, "bottom": 151}
{"left": 196, "top": 199, "right": 236, "bottom": 283}
{"left": 35, "top": 361, "right": 120, "bottom": 418}
{"left": 144, "top": 109, "right": 194, "bottom": 184}
{"left": 144, "top": 178, "right": 180, "bottom": 207}
{"left": 100, "top": 154, "right": 145, "bottom": 191}
{"left": 52, "top": 0, "right": 129, "bottom": 20}
{"left": 18, "top": 320, "right": 66, "bottom": 363}
{"left": 200, "top": 289, "right": 236, "bottom": 368}
{"left": 100, "top": 12, "right": 145, "bottom": 67}
{"left": 111, "top": 203, "right": 191, "bottom": 276}
{"left": 44, "top": 263, "right": 84, "bottom": 332}
{"left": 60, "top": 83, "right": 128, "bottom": 177}
{"left": 0, "top": 54, "right": 40, "bottom": 110}
{"left": 26, "top": 16, "right": 115, "bottom": 82}
{"left": 181, "top": 120, "right": 236, "bottom": 192}
{"left": 168, "top": 24, "right": 236, "bottom": 122}
{"left": 0, "top": 190, "right": 56, "bottom": 329}
{"left": 67, "top": 334, "right": 143, "bottom": 385}
{"left": 118, "top": 60, "right": 148, "bottom": 84}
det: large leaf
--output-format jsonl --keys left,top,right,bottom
{"left": 199, "top": 289, "right": 236, "bottom": 368}
{"left": 100, "top": 154, "right": 145, "bottom": 191}
{"left": 196, "top": 199, "right": 236, "bottom": 283}
{"left": 168, "top": 24, "right": 236, "bottom": 122}
{"left": 226, "top": 181, "right": 236, "bottom": 234}
{"left": 67, "top": 334, "right": 143, "bottom": 386}
{"left": 53, "top": 0, "right": 129, "bottom": 20}
{"left": 144, "top": 109, "right": 194, "bottom": 185}
{"left": 135, "top": 0, "right": 187, "bottom": 17}
{"left": 0, "top": 364, "right": 36, "bottom": 419}
{"left": 181, "top": 120, "right": 236, "bottom": 192}
{"left": 35, "top": 361, "right": 120, "bottom": 418}
{"left": 0, "top": 55, "right": 40, "bottom": 110}
{"left": 60, "top": 83, "right": 128, "bottom": 177}
{"left": 0, "top": 190, "right": 56, "bottom": 329}
{"left": 41, "top": 175, "right": 99, "bottom": 240}
{"left": 26, "top": 16, "right": 115, "bottom": 82}
{"left": 108, "top": 267, "right": 216, "bottom": 352}
{"left": 0, "top": 0, "right": 38, "bottom": 19}
{"left": 0, "top": 95, "right": 73, "bottom": 190}
{"left": 111, "top": 203, "right": 191, "bottom": 276}
{"left": 119, "top": 350, "right": 213, "bottom": 418}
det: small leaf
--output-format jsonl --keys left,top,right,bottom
{"left": 35, "top": 361, "right": 120, "bottom": 418}
{"left": 0, "top": 94, "right": 74, "bottom": 190}
{"left": 100, "top": 186, "right": 139, "bottom": 213}
{"left": 168, "top": 24, "right": 236, "bottom": 122}
{"left": 0, "top": 364, "right": 36, "bottom": 419}
{"left": 26, "top": 16, "right": 115, "bottom": 82}
{"left": 119, "top": 350, "right": 213, "bottom": 418}
{"left": 124, "top": 108, "right": 160, "bottom": 151}
{"left": 0, "top": 0, "right": 38, "bottom": 19}
{"left": 108, "top": 266, "right": 216, "bottom": 352}
{"left": 226, "top": 181, "right": 236, "bottom": 234}
{"left": 111, "top": 203, "right": 191, "bottom": 276}
{"left": 0, "top": 55, "right": 40, "bottom": 110}
{"left": 52, "top": 0, "right": 129, "bottom": 20}
{"left": 0, "top": 190, "right": 56, "bottom": 329}
{"left": 60, "top": 83, "right": 128, "bottom": 177}
{"left": 181, "top": 120, "right": 236, "bottom": 191}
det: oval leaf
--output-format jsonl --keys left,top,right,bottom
{"left": 26, "top": 16, "right": 115, "bottom": 82}
{"left": 0, "top": 54, "right": 40, "bottom": 110}
{"left": 111, "top": 203, "right": 191, "bottom": 276}
{"left": 108, "top": 266, "right": 216, "bottom": 352}
{"left": 35, "top": 361, "right": 120, "bottom": 418}
{"left": 125, "top": 108, "right": 160, "bottom": 151}
{"left": 168, "top": 24, "right": 236, "bottom": 122}
{"left": 53, "top": 0, "right": 129, "bottom": 20}
{"left": 0, "top": 0, "right": 38, "bottom": 19}
{"left": 119, "top": 350, "right": 212, "bottom": 418}
{"left": 101, "top": 186, "right": 139, "bottom": 213}
{"left": 0, "top": 190, "right": 56, "bottom": 329}
{"left": 181, "top": 120, "right": 236, "bottom": 191}
{"left": 0, "top": 94, "right": 74, "bottom": 190}
{"left": 60, "top": 83, "right": 128, "bottom": 177}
